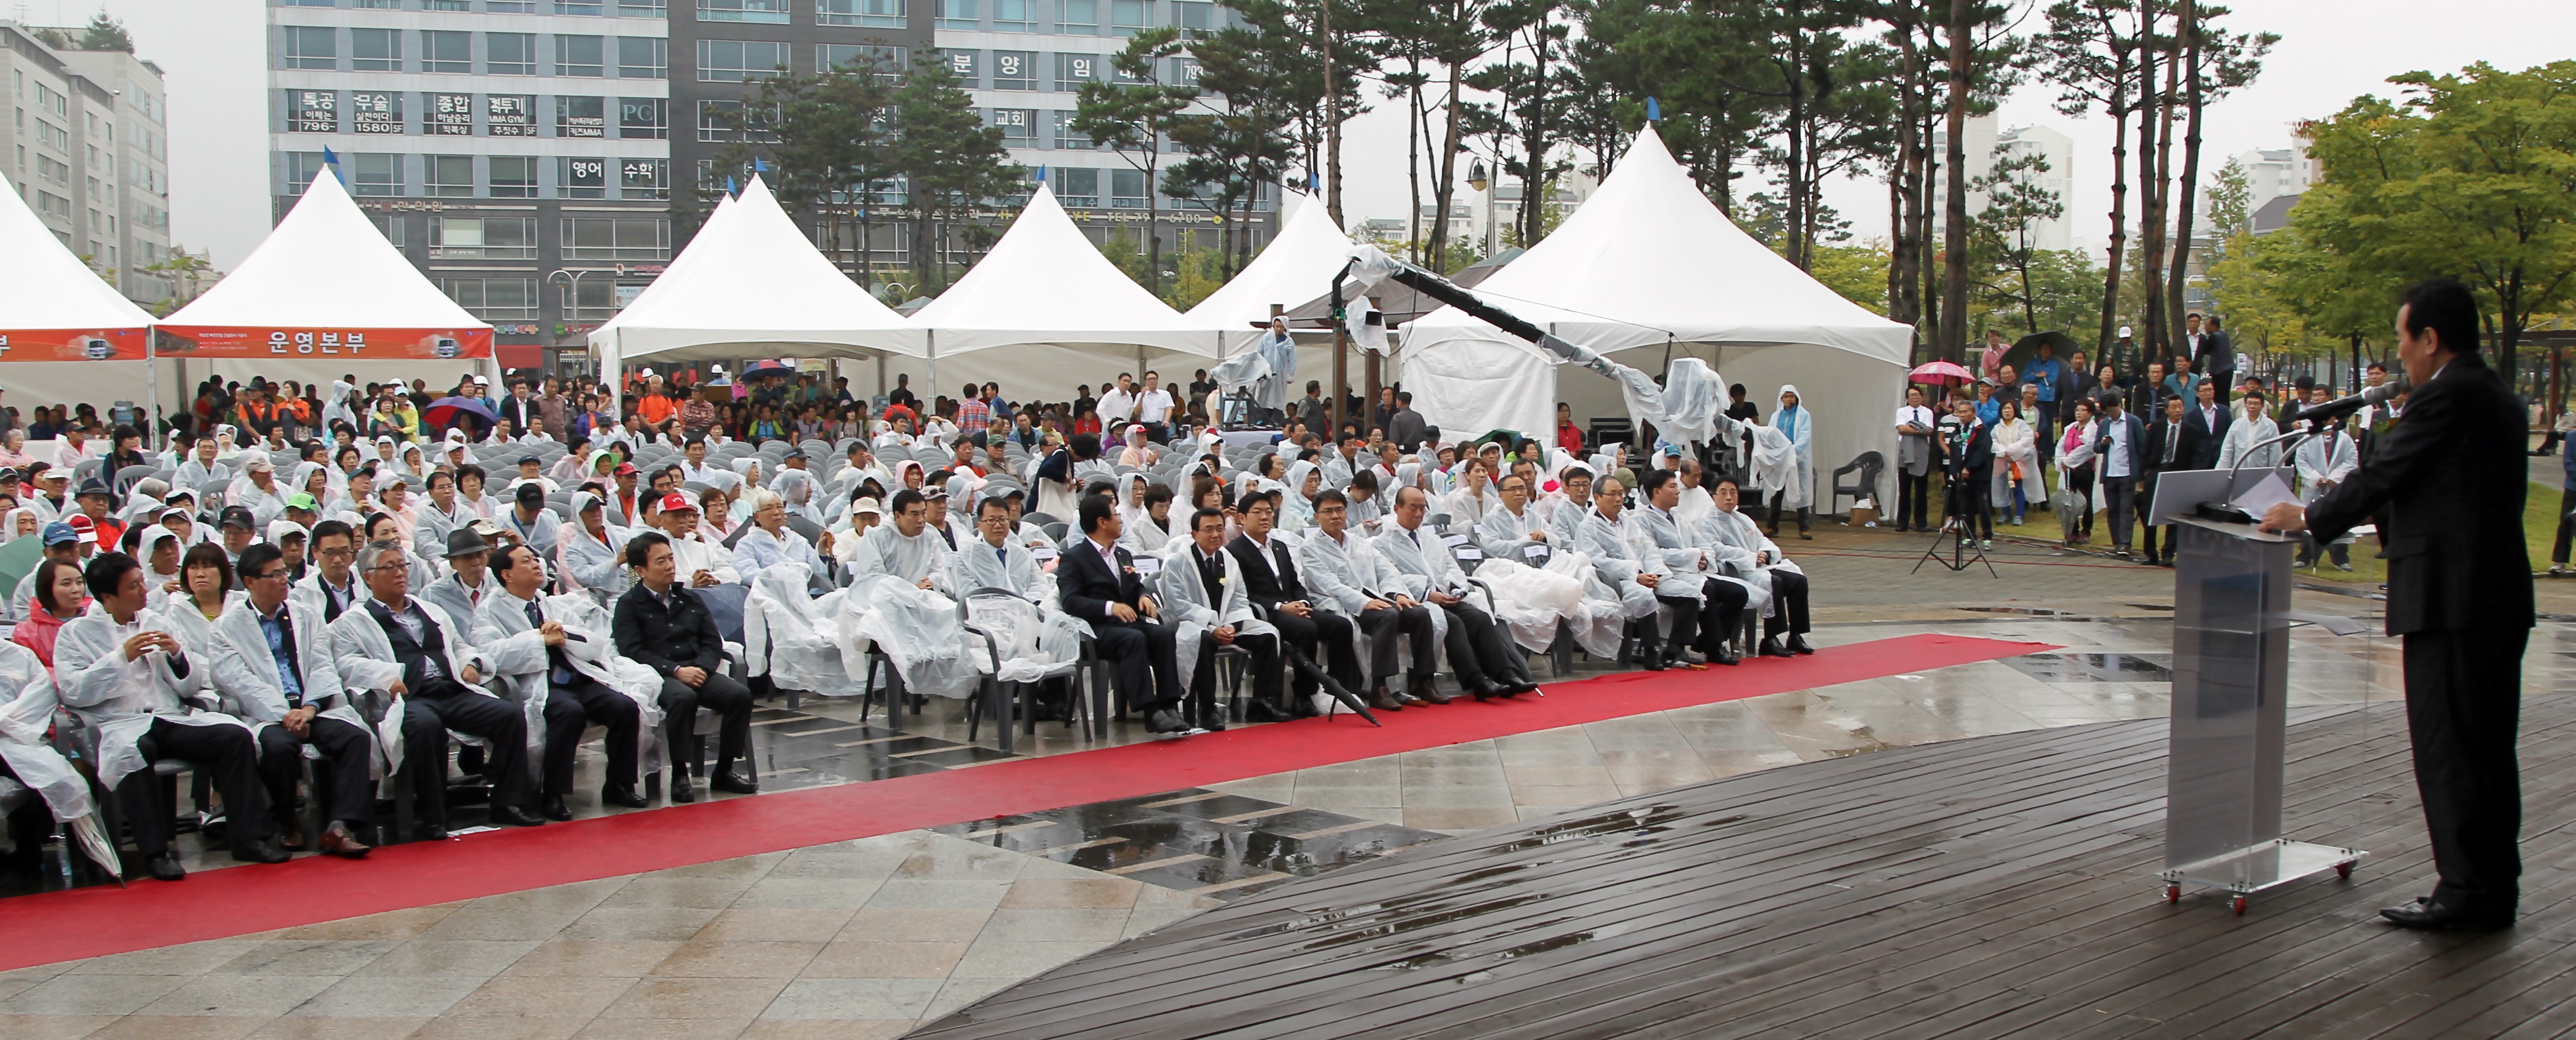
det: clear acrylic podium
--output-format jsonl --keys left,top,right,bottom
{"left": 2148, "top": 468, "right": 2366, "bottom": 914}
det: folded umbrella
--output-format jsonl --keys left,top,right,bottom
{"left": 71, "top": 813, "right": 125, "bottom": 886}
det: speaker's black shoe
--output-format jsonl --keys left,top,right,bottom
{"left": 710, "top": 771, "right": 759, "bottom": 795}
{"left": 232, "top": 838, "right": 292, "bottom": 865}
{"left": 491, "top": 806, "right": 549, "bottom": 828}
{"left": 2380, "top": 896, "right": 2513, "bottom": 932}
{"left": 146, "top": 851, "right": 186, "bottom": 881}
{"left": 1787, "top": 635, "right": 1817, "bottom": 655}
{"left": 540, "top": 794, "right": 576, "bottom": 822}
{"left": 602, "top": 785, "right": 649, "bottom": 810}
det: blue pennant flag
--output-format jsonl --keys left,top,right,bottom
{"left": 1034, "top": 165, "right": 1047, "bottom": 183}
{"left": 321, "top": 146, "right": 341, "bottom": 165}
{"left": 752, "top": 156, "right": 769, "bottom": 174}
{"left": 1646, "top": 96, "right": 1661, "bottom": 122}
{"left": 725, "top": 175, "right": 738, "bottom": 195}
{"left": 1309, "top": 172, "right": 1320, "bottom": 193}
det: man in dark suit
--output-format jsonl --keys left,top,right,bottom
{"left": 613, "top": 531, "right": 757, "bottom": 802}
{"left": 1058, "top": 494, "right": 1187, "bottom": 732}
{"left": 2203, "top": 315, "right": 2237, "bottom": 406}
{"left": 2186, "top": 378, "right": 2231, "bottom": 470}
{"left": 1941, "top": 399, "right": 1994, "bottom": 545}
{"left": 1229, "top": 489, "right": 1359, "bottom": 720}
{"left": 2137, "top": 394, "right": 2203, "bottom": 566}
{"left": 2262, "top": 278, "right": 2535, "bottom": 932}
{"left": 2092, "top": 390, "right": 2149, "bottom": 556}
{"left": 498, "top": 378, "right": 539, "bottom": 433}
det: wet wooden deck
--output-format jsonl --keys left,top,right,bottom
{"left": 910, "top": 696, "right": 2576, "bottom": 1038}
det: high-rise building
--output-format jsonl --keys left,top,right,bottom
{"left": 1929, "top": 114, "right": 2077, "bottom": 254}
{"left": 265, "top": 0, "right": 677, "bottom": 374}
{"left": 4, "top": 22, "right": 175, "bottom": 306}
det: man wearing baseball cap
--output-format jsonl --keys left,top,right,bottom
{"left": 651, "top": 492, "right": 739, "bottom": 587}
{"left": 6, "top": 520, "right": 87, "bottom": 622}
{"left": 503, "top": 481, "right": 562, "bottom": 563}
{"left": 75, "top": 478, "right": 123, "bottom": 551}
{"left": 27, "top": 464, "right": 69, "bottom": 522}
{"left": 609, "top": 461, "right": 642, "bottom": 528}
{"left": 218, "top": 506, "right": 261, "bottom": 572}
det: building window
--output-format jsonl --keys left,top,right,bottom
{"left": 427, "top": 92, "right": 475, "bottom": 135}
{"left": 556, "top": 35, "right": 606, "bottom": 76}
{"left": 489, "top": 0, "right": 536, "bottom": 11}
{"left": 818, "top": 0, "right": 905, "bottom": 26}
{"left": 992, "top": 0, "right": 1032, "bottom": 30}
{"left": 488, "top": 94, "right": 538, "bottom": 136}
{"left": 698, "top": 99, "right": 740, "bottom": 141}
{"left": 620, "top": 158, "right": 669, "bottom": 199}
{"left": 487, "top": 33, "right": 538, "bottom": 75}
{"left": 424, "top": 30, "right": 472, "bottom": 73}
{"left": 558, "top": 96, "right": 608, "bottom": 138}
{"left": 36, "top": 155, "right": 69, "bottom": 185}
{"left": 425, "top": 155, "right": 474, "bottom": 197}
{"left": 1055, "top": 0, "right": 1095, "bottom": 33}
{"left": 1054, "top": 52, "right": 1098, "bottom": 91}
{"left": 433, "top": 216, "right": 533, "bottom": 258}
{"left": 1111, "top": 167, "right": 1146, "bottom": 208}
{"left": 350, "top": 90, "right": 404, "bottom": 134}
{"left": 35, "top": 191, "right": 71, "bottom": 220}
{"left": 560, "top": 156, "right": 609, "bottom": 198}
{"left": 285, "top": 152, "right": 329, "bottom": 196}
{"left": 281, "top": 26, "right": 337, "bottom": 70}
{"left": 351, "top": 154, "right": 403, "bottom": 197}
{"left": 698, "top": 0, "right": 790, "bottom": 22}
{"left": 618, "top": 0, "right": 668, "bottom": 12}
{"left": 1056, "top": 166, "right": 1097, "bottom": 207}
{"left": 444, "top": 278, "right": 539, "bottom": 321}
{"left": 1051, "top": 109, "right": 1091, "bottom": 149}
{"left": 992, "top": 50, "right": 1035, "bottom": 90}
{"left": 351, "top": 28, "right": 402, "bottom": 71}
{"left": 819, "top": 44, "right": 906, "bottom": 81}
{"left": 490, "top": 156, "right": 539, "bottom": 196}
{"left": 944, "top": 49, "right": 979, "bottom": 87}
{"left": 1173, "top": 0, "right": 1209, "bottom": 36}
{"left": 935, "top": 0, "right": 976, "bottom": 29}
{"left": 428, "top": 0, "right": 471, "bottom": 8}
{"left": 368, "top": 214, "right": 405, "bottom": 248}
{"left": 555, "top": 0, "right": 606, "bottom": 12}
{"left": 561, "top": 216, "right": 670, "bottom": 260}
{"left": 288, "top": 90, "right": 339, "bottom": 133}
{"left": 1110, "top": 0, "right": 1147, "bottom": 35}
{"left": 619, "top": 98, "right": 667, "bottom": 138}
{"left": 618, "top": 37, "right": 668, "bottom": 78}
{"left": 990, "top": 108, "right": 1034, "bottom": 142}
{"left": 698, "top": 40, "right": 789, "bottom": 81}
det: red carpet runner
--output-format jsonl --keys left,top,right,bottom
{"left": 0, "top": 632, "right": 2048, "bottom": 969}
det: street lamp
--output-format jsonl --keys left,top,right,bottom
{"left": 1467, "top": 160, "right": 1498, "bottom": 257}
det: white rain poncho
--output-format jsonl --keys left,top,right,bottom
{"left": 772, "top": 468, "right": 822, "bottom": 524}
{"left": 472, "top": 589, "right": 666, "bottom": 769}
{"left": 1572, "top": 508, "right": 1665, "bottom": 626}
{"left": 1702, "top": 506, "right": 1791, "bottom": 618}
{"left": 206, "top": 589, "right": 367, "bottom": 744}
{"left": 0, "top": 641, "right": 91, "bottom": 819}
{"left": 1748, "top": 424, "right": 1800, "bottom": 506}
{"left": 559, "top": 498, "right": 631, "bottom": 607}
{"left": 327, "top": 594, "right": 497, "bottom": 784}
{"left": 839, "top": 572, "right": 980, "bottom": 700}
{"left": 960, "top": 589, "right": 1085, "bottom": 685}
{"left": 846, "top": 519, "right": 953, "bottom": 593}
{"left": 1281, "top": 460, "right": 1321, "bottom": 533}
{"left": 1475, "top": 501, "right": 1626, "bottom": 657}
{"left": 1769, "top": 385, "right": 1815, "bottom": 510}
{"left": 54, "top": 605, "right": 247, "bottom": 792}
{"left": 1154, "top": 540, "right": 1278, "bottom": 696}
{"left": 742, "top": 562, "right": 851, "bottom": 694}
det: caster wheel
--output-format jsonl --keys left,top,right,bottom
{"left": 2166, "top": 884, "right": 2181, "bottom": 905}
{"left": 2337, "top": 862, "right": 2353, "bottom": 881}
{"left": 2233, "top": 895, "right": 2248, "bottom": 916}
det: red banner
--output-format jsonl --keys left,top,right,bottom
{"left": 155, "top": 325, "right": 495, "bottom": 360}
{"left": 0, "top": 327, "right": 150, "bottom": 362}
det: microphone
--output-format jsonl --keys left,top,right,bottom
{"left": 2291, "top": 378, "right": 2408, "bottom": 427}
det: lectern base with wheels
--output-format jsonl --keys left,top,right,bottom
{"left": 2149, "top": 469, "right": 2366, "bottom": 914}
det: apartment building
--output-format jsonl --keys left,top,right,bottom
{"left": 4, "top": 22, "right": 176, "bottom": 306}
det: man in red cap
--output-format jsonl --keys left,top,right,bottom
{"left": 610, "top": 461, "right": 642, "bottom": 528}
{"left": 651, "top": 492, "right": 738, "bottom": 587}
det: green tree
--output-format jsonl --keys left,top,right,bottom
{"left": 1971, "top": 146, "right": 2067, "bottom": 333}
{"left": 888, "top": 53, "right": 1021, "bottom": 293}
{"left": 1165, "top": 26, "right": 1295, "bottom": 276}
{"left": 1466, "top": 0, "right": 1576, "bottom": 248}
{"left": 1073, "top": 27, "right": 1198, "bottom": 297}
{"left": 79, "top": 12, "right": 135, "bottom": 52}
{"left": 2295, "top": 61, "right": 2576, "bottom": 382}
{"left": 705, "top": 64, "right": 897, "bottom": 281}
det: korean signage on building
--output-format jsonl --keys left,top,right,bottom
{"left": 488, "top": 94, "right": 536, "bottom": 137}
{"left": 289, "top": 90, "right": 337, "bottom": 133}
{"left": 154, "top": 326, "right": 497, "bottom": 360}
{"left": 429, "top": 93, "right": 475, "bottom": 136}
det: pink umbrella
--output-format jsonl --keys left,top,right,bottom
{"left": 1908, "top": 360, "right": 1976, "bottom": 385}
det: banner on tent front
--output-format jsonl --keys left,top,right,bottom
{"left": 0, "top": 327, "right": 150, "bottom": 362}
{"left": 154, "top": 325, "right": 495, "bottom": 360}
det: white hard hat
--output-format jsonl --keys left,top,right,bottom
{"left": 2118, "top": 326, "right": 2134, "bottom": 339}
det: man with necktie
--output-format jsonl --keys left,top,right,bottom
{"left": 481, "top": 544, "right": 646, "bottom": 820}
{"left": 2138, "top": 394, "right": 2203, "bottom": 567}
{"left": 219, "top": 544, "right": 374, "bottom": 857}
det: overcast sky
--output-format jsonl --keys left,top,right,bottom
{"left": 78, "top": 0, "right": 2576, "bottom": 270}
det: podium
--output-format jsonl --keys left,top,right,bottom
{"left": 2147, "top": 468, "right": 2366, "bottom": 914}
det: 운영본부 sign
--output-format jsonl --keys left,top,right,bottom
{"left": 153, "top": 325, "right": 495, "bottom": 360}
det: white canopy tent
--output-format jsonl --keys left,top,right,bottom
{"left": 908, "top": 182, "right": 1235, "bottom": 404}
{"left": 157, "top": 164, "right": 498, "bottom": 405}
{"left": 1402, "top": 126, "right": 1913, "bottom": 501}
{"left": 590, "top": 175, "right": 926, "bottom": 406}
{"left": 0, "top": 170, "right": 157, "bottom": 424}
{"left": 1186, "top": 192, "right": 1370, "bottom": 402}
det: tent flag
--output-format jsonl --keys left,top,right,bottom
{"left": 1647, "top": 96, "right": 1661, "bottom": 122}
{"left": 322, "top": 145, "right": 340, "bottom": 166}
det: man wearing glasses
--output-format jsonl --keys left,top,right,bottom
{"left": 217, "top": 543, "right": 374, "bottom": 857}
{"left": 292, "top": 520, "right": 363, "bottom": 622}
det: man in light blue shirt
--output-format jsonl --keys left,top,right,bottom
{"left": 2023, "top": 343, "right": 2065, "bottom": 464}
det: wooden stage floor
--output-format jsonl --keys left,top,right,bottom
{"left": 909, "top": 695, "right": 2576, "bottom": 1039}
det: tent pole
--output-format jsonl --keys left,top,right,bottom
{"left": 145, "top": 330, "right": 159, "bottom": 450}
{"left": 926, "top": 330, "right": 938, "bottom": 401}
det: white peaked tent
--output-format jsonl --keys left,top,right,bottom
{"left": 1403, "top": 126, "right": 1913, "bottom": 502}
{"left": 591, "top": 175, "right": 925, "bottom": 402}
{"left": 0, "top": 173, "right": 156, "bottom": 419}
{"left": 1187, "top": 192, "right": 1356, "bottom": 333}
{"left": 908, "top": 182, "right": 1232, "bottom": 401}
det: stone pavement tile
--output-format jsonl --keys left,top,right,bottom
{"left": 1393, "top": 784, "right": 1513, "bottom": 808}
{"left": 0, "top": 1014, "right": 114, "bottom": 1040}
{"left": 726, "top": 878, "right": 886, "bottom": 910}
{"left": 356, "top": 941, "right": 541, "bottom": 980}
{"left": 647, "top": 943, "right": 824, "bottom": 980}
{"left": 889, "top": 838, "right": 1030, "bottom": 881}
{"left": 650, "top": 853, "right": 786, "bottom": 881}
{"left": 948, "top": 940, "right": 1107, "bottom": 979}
{"left": 596, "top": 877, "right": 761, "bottom": 912}
{"left": 209, "top": 942, "right": 400, "bottom": 978}
{"left": 245, "top": 1015, "right": 429, "bottom": 1040}
{"left": 76, "top": 1016, "right": 269, "bottom": 1040}
{"left": 405, "top": 1016, "right": 586, "bottom": 1040}
{"left": 1511, "top": 784, "right": 1629, "bottom": 808}
{"left": 922, "top": 976, "right": 1016, "bottom": 1021}
{"left": 1286, "top": 784, "right": 1402, "bottom": 807}
{"left": 415, "top": 907, "right": 593, "bottom": 944}
{"left": 499, "top": 942, "right": 683, "bottom": 980}
{"left": 64, "top": 942, "right": 268, "bottom": 978}
{"left": 694, "top": 909, "right": 858, "bottom": 944}
{"left": 554, "top": 909, "right": 720, "bottom": 944}
{"left": 4, "top": 974, "right": 194, "bottom": 1016}
{"left": 1402, "top": 807, "right": 1520, "bottom": 833}
{"left": 1503, "top": 765, "right": 1617, "bottom": 787}
{"left": 763, "top": 848, "right": 909, "bottom": 881}
{"left": 1695, "top": 749, "right": 1806, "bottom": 778}
{"left": 835, "top": 909, "right": 994, "bottom": 945}
{"left": 1293, "top": 805, "right": 1405, "bottom": 828}
{"left": 569, "top": 1018, "right": 752, "bottom": 1040}
{"left": 467, "top": 879, "right": 629, "bottom": 917}
{"left": 441, "top": 975, "right": 636, "bottom": 1019}
{"left": 972, "top": 909, "right": 1128, "bottom": 944}
{"left": 281, "top": 975, "right": 487, "bottom": 1019}
{"left": 797, "top": 942, "right": 969, "bottom": 980}
{"left": 1202, "top": 778, "right": 1295, "bottom": 802}
{"left": 736, "top": 1017, "right": 912, "bottom": 1040}
{"left": 860, "top": 881, "right": 1013, "bottom": 912}
{"left": 757, "top": 978, "right": 943, "bottom": 1020}
{"left": 997, "top": 879, "right": 1143, "bottom": 910}
{"left": 135, "top": 974, "right": 340, "bottom": 1017}
{"left": 274, "top": 908, "right": 461, "bottom": 943}
{"left": 596, "top": 977, "right": 787, "bottom": 1020}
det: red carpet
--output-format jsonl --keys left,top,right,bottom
{"left": 0, "top": 632, "right": 2049, "bottom": 970}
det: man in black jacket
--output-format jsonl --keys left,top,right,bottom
{"left": 2262, "top": 278, "right": 2535, "bottom": 932}
{"left": 2185, "top": 378, "right": 2232, "bottom": 470}
{"left": 613, "top": 530, "right": 757, "bottom": 802}
{"left": 2137, "top": 394, "right": 2203, "bottom": 566}
{"left": 1941, "top": 398, "right": 1994, "bottom": 545}
{"left": 1228, "top": 489, "right": 1358, "bottom": 720}
{"left": 1057, "top": 494, "right": 1187, "bottom": 732}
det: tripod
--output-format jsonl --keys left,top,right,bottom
{"left": 1914, "top": 470, "right": 1998, "bottom": 576}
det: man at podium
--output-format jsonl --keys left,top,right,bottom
{"left": 2261, "top": 278, "right": 2535, "bottom": 932}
